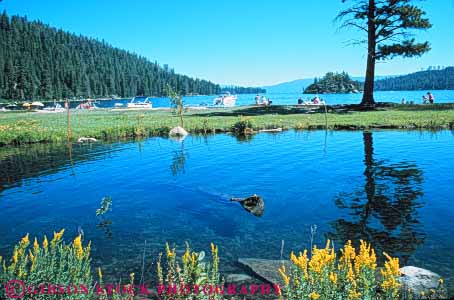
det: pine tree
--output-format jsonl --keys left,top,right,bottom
{"left": 337, "top": 0, "right": 431, "bottom": 106}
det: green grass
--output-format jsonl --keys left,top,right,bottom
{"left": 1, "top": 104, "right": 454, "bottom": 146}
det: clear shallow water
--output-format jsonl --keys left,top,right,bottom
{"left": 66, "top": 90, "right": 454, "bottom": 108}
{"left": 0, "top": 130, "right": 454, "bottom": 292}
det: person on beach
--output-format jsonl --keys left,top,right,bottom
{"left": 422, "top": 95, "right": 429, "bottom": 104}
{"left": 401, "top": 98, "right": 406, "bottom": 104}
{"left": 255, "top": 95, "right": 260, "bottom": 105}
{"left": 261, "top": 96, "right": 267, "bottom": 105}
{"left": 427, "top": 92, "right": 434, "bottom": 104}
{"left": 312, "top": 96, "right": 320, "bottom": 104}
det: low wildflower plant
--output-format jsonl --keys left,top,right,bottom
{"left": 0, "top": 230, "right": 134, "bottom": 300}
{"left": 280, "top": 240, "right": 404, "bottom": 300}
{"left": 157, "top": 242, "right": 224, "bottom": 300}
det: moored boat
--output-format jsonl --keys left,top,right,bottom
{"left": 127, "top": 96, "right": 152, "bottom": 109}
{"left": 213, "top": 92, "right": 237, "bottom": 107}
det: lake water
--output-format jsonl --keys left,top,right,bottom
{"left": 1, "top": 130, "right": 453, "bottom": 293}
{"left": 67, "top": 90, "right": 454, "bottom": 109}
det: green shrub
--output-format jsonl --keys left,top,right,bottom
{"left": 231, "top": 116, "right": 254, "bottom": 134}
{"left": 157, "top": 242, "right": 224, "bottom": 300}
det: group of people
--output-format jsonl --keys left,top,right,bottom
{"left": 297, "top": 96, "right": 323, "bottom": 105}
{"left": 255, "top": 95, "right": 272, "bottom": 106}
{"left": 401, "top": 92, "right": 435, "bottom": 105}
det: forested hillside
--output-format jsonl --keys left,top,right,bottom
{"left": 375, "top": 67, "right": 454, "bottom": 91}
{"left": 304, "top": 72, "right": 363, "bottom": 94}
{"left": 0, "top": 11, "right": 221, "bottom": 101}
{"left": 221, "top": 86, "right": 266, "bottom": 94}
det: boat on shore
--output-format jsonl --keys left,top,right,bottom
{"left": 76, "top": 100, "right": 98, "bottom": 110}
{"left": 127, "top": 96, "right": 152, "bottom": 109}
{"left": 41, "top": 103, "right": 65, "bottom": 113}
{"left": 213, "top": 92, "right": 237, "bottom": 107}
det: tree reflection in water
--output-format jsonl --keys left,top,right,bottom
{"left": 330, "top": 131, "right": 425, "bottom": 265}
{"left": 170, "top": 139, "right": 187, "bottom": 176}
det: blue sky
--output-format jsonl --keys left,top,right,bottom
{"left": 1, "top": 0, "right": 453, "bottom": 86}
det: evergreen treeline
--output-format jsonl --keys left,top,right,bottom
{"left": 375, "top": 67, "right": 454, "bottom": 91}
{"left": 304, "top": 72, "right": 363, "bottom": 94}
{"left": 220, "top": 86, "right": 266, "bottom": 94}
{"left": 0, "top": 11, "right": 222, "bottom": 101}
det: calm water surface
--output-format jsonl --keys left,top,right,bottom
{"left": 0, "top": 130, "right": 453, "bottom": 291}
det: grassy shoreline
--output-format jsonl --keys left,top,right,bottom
{"left": 1, "top": 103, "right": 454, "bottom": 146}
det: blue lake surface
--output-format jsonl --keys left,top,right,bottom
{"left": 67, "top": 90, "right": 454, "bottom": 109}
{"left": 0, "top": 130, "right": 453, "bottom": 292}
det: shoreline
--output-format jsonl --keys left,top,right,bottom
{"left": 1, "top": 103, "right": 453, "bottom": 146}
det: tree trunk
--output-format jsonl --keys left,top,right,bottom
{"left": 361, "top": 0, "right": 376, "bottom": 106}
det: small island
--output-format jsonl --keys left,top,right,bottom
{"left": 304, "top": 72, "right": 363, "bottom": 94}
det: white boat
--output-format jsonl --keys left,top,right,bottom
{"left": 127, "top": 96, "right": 152, "bottom": 109}
{"left": 42, "top": 103, "right": 65, "bottom": 112}
{"left": 213, "top": 92, "right": 237, "bottom": 107}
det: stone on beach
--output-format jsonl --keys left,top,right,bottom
{"left": 169, "top": 126, "right": 188, "bottom": 137}
{"left": 77, "top": 137, "right": 97, "bottom": 143}
{"left": 398, "top": 266, "right": 443, "bottom": 295}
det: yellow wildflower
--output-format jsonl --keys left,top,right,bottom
{"left": 354, "top": 240, "right": 377, "bottom": 274}
{"left": 73, "top": 235, "right": 83, "bottom": 259}
{"left": 329, "top": 271, "right": 338, "bottom": 284}
{"left": 191, "top": 252, "right": 197, "bottom": 267}
{"left": 85, "top": 241, "right": 91, "bottom": 256}
{"left": 51, "top": 229, "right": 65, "bottom": 247}
{"left": 182, "top": 246, "right": 190, "bottom": 265}
{"left": 20, "top": 233, "right": 30, "bottom": 247}
{"left": 165, "top": 243, "right": 175, "bottom": 259}
{"left": 340, "top": 240, "right": 356, "bottom": 267}
{"left": 347, "top": 262, "right": 355, "bottom": 283}
{"left": 438, "top": 278, "right": 444, "bottom": 285}
{"left": 380, "top": 252, "right": 401, "bottom": 291}
{"left": 348, "top": 289, "right": 362, "bottom": 300}
{"left": 98, "top": 267, "right": 103, "bottom": 281}
{"left": 29, "top": 250, "right": 35, "bottom": 263}
{"left": 309, "top": 241, "right": 336, "bottom": 274}
{"left": 278, "top": 265, "right": 290, "bottom": 286}
{"left": 33, "top": 238, "right": 39, "bottom": 253}
{"left": 130, "top": 272, "right": 135, "bottom": 283}
{"left": 12, "top": 249, "right": 18, "bottom": 264}
{"left": 43, "top": 235, "right": 49, "bottom": 250}
{"left": 290, "top": 249, "right": 309, "bottom": 278}
{"left": 309, "top": 292, "right": 320, "bottom": 300}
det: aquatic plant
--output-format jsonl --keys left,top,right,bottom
{"left": 279, "top": 240, "right": 446, "bottom": 300}
{"left": 157, "top": 242, "right": 223, "bottom": 300}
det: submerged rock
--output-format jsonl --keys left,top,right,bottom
{"left": 399, "top": 266, "right": 442, "bottom": 295}
{"left": 231, "top": 194, "right": 264, "bottom": 217}
{"left": 238, "top": 258, "right": 291, "bottom": 287}
{"left": 169, "top": 126, "right": 188, "bottom": 137}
